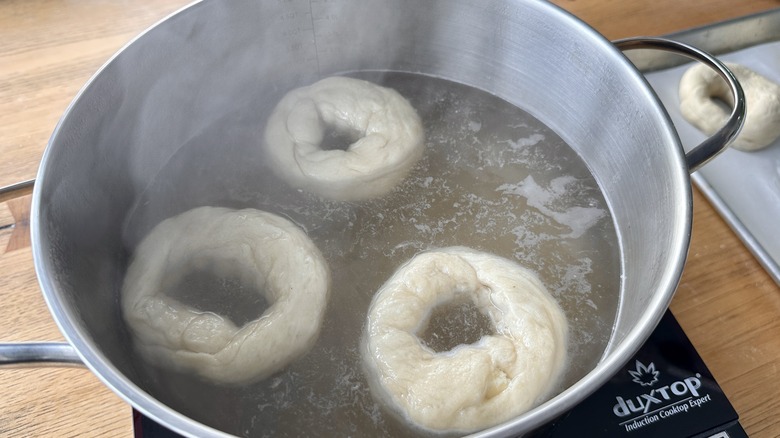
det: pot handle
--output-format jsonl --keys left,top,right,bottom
{"left": 0, "top": 342, "right": 84, "bottom": 368}
{"left": 0, "top": 181, "right": 83, "bottom": 369}
{"left": 613, "top": 37, "right": 746, "bottom": 173}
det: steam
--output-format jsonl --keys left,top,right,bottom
{"left": 104, "top": 1, "right": 620, "bottom": 436}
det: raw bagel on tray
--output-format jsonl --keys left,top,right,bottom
{"left": 680, "top": 62, "right": 780, "bottom": 151}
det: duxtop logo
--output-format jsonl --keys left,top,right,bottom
{"left": 628, "top": 360, "right": 660, "bottom": 387}
{"left": 611, "top": 359, "right": 712, "bottom": 432}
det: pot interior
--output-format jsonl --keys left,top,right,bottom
{"left": 33, "top": 0, "right": 689, "bottom": 436}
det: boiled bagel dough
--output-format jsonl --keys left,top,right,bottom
{"left": 363, "top": 247, "right": 568, "bottom": 432}
{"left": 121, "top": 206, "right": 330, "bottom": 384}
{"left": 264, "top": 76, "right": 425, "bottom": 201}
{"left": 680, "top": 62, "right": 780, "bottom": 151}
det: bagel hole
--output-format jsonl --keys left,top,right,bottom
{"left": 709, "top": 96, "right": 732, "bottom": 113}
{"left": 319, "top": 124, "right": 361, "bottom": 151}
{"left": 168, "top": 269, "right": 269, "bottom": 327}
{"left": 418, "top": 298, "right": 494, "bottom": 353}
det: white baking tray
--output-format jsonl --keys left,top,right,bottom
{"left": 642, "top": 37, "right": 780, "bottom": 285}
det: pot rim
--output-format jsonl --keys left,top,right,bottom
{"left": 472, "top": 5, "right": 692, "bottom": 438}
{"left": 29, "top": 0, "right": 692, "bottom": 437}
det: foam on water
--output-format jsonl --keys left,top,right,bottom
{"left": 497, "top": 175, "right": 606, "bottom": 239}
{"left": 122, "top": 72, "right": 621, "bottom": 437}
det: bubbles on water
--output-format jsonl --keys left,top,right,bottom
{"left": 124, "top": 72, "right": 621, "bottom": 437}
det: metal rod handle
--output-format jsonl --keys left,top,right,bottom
{"left": 0, "top": 342, "right": 84, "bottom": 368}
{"left": 614, "top": 37, "right": 746, "bottom": 173}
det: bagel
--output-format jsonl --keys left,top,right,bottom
{"left": 263, "top": 76, "right": 425, "bottom": 200}
{"left": 679, "top": 62, "right": 780, "bottom": 151}
{"left": 362, "top": 247, "right": 568, "bottom": 432}
{"left": 121, "top": 206, "right": 330, "bottom": 384}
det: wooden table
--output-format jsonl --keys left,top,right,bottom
{"left": 1, "top": 0, "right": 779, "bottom": 436}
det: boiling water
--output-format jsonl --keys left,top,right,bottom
{"left": 122, "top": 72, "right": 621, "bottom": 437}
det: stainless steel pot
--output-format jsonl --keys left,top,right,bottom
{"left": 0, "top": 0, "right": 744, "bottom": 436}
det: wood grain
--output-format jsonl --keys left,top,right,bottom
{"left": 555, "top": 0, "right": 780, "bottom": 40}
{"left": 0, "top": 0, "right": 193, "bottom": 189}
{"left": 0, "top": 204, "right": 131, "bottom": 437}
{"left": 1, "top": 2, "right": 193, "bottom": 435}
{"left": 1, "top": 1, "right": 779, "bottom": 437}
